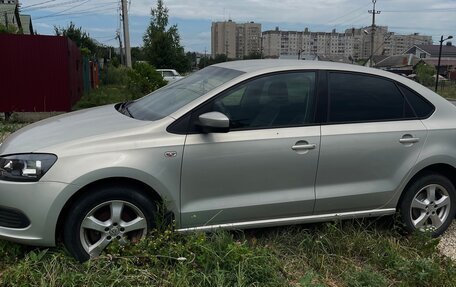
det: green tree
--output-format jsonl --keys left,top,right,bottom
{"left": 143, "top": 0, "right": 191, "bottom": 73}
{"left": 127, "top": 62, "right": 167, "bottom": 95}
{"left": 54, "top": 22, "right": 97, "bottom": 57}
{"left": 131, "top": 47, "right": 146, "bottom": 64}
{"left": 415, "top": 62, "right": 436, "bottom": 86}
{"left": 198, "top": 55, "right": 211, "bottom": 69}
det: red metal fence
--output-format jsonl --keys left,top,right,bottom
{"left": 0, "top": 34, "right": 83, "bottom": 112}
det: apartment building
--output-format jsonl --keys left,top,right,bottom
{"left": 262, "top": 26, "right": 432, "bottom": 60}
{"left": 211, "top": 20, "right": 261, "bottom": 59}
{"left": 383, "top": 33, "right": 432, "bottom": 56}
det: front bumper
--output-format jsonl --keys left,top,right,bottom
{"left": 0, "top": 180, "right": 79, "bottom": 246}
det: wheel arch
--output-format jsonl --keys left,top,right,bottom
{"left": 55, "top": 177, "right": 171, "bottom": 242}
{"left": 397, "top": 163, "right": 456, "bottom": 209}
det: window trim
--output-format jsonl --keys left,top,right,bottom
{"left": 322, "top": 70, "right": 427, "bottom": 126}
{"left": 167, "top": 70, "right": 320, "bottom": 135}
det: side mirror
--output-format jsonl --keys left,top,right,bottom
{"left": 198, "top": 112, "right": 230, "bottom": 133}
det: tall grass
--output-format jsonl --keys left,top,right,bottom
{"left": 0, "top": 229, "right": 285, "bottom": 287}
{"left": 0, "top": 220, "right": 455, "bottom": 286}
{"left": 436, "top": 81, "right": 456, "bottom": 99}
{"left": 0, "top": 120, "right": 26, "bottom": 142}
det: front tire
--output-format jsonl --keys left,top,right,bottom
{"left": 400, "top": 173, "right": 456, "bottom": 236}
{"left": 63, "top": 185, "right": 156, "bottom": 262}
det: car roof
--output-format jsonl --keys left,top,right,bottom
{"left": 213, "top": 59, "right": 382, "bottom": 74}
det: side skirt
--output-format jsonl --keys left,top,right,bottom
{"left": 176, "top": 208, "right": 396, "bottom": 232}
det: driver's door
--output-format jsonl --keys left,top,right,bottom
{"left": 179, "top": 71, "right": 320, "bottom": 228}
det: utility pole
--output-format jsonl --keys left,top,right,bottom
{"left": 121, "top": 0, "right": 132, "bottom": 68}
{"left": 368, "top": 0, "right": 381, "bottom": 67}
{"left": 435, "top": 35, "right": 453, "bottom": 92}
{"left": 116, "top": 31, "right": 124, "bottom": 66}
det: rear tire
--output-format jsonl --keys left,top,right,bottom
{"left": 400, "top": 173, "right": 456, "bottom": 236}
{"left": 63, "top": 185, "right": 156, "bottom": 262}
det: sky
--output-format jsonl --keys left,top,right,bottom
{"left": 22, "top": 0, "right": 456, "bottom": 53}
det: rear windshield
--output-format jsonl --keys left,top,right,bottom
{"left": 128, "top": 66, "right": 244, "bottom": 121}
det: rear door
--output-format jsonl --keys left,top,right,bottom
{"left": 314, "top": 72, "right": 428, "bottom": 214}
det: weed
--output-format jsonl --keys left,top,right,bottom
{"left": 0, "top": 229, "right": 285, "bottom": 286}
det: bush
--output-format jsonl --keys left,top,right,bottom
{"left": 101, "top": 65, "right": 130, "bottom": 86}
{"left": 416, "top": 62, "right": 436, "bottom": 86}
{"left": 127, "top": 62, "right": 167, "bottom": 95}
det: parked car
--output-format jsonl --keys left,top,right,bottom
{"left": 156, "top": 69, "right": 184, "bottom": 83}
{"left": 1, "top": 60, "right": 456, "bottom": 262}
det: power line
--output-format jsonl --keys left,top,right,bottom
{"left": 23, "top": 0, "right": 117, "bottom": 11}
{"left": 382, "top": 8, "right": 456, "bottom": 13}
{"left": 42, "top": 11, "right": 115, "bottom": 22}
{"left": 23, "top": 0, "right": 83, "bottom": 11}
{"left": 34, "top": 0, "right": 91, "bottom": 19}
{"left": 336, "top": 13, "right": 370, "bottom": 29}
{"left": 38, "top": 6, "right": 118, "bottom": 23}
{"left": 21, "top": 0, "right": 57, "bottom": 9}
{"left": 101, "top": 36, "right": 117, "bottom": 43}
{"left": 41, "top": 2, "right": 118, "bottom": 17}
{"left": 328, "top": 3, "right": 372, "bottom": 26}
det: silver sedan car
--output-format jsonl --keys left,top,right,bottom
{"left": 1, "top": 60, "right": 455, "bottom": 261}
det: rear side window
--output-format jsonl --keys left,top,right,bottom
{"left": 398, "top": 85, "right": 435, "bottom": 118}
{"left": 328, "top": 72, "right": 414, "bottom": 123}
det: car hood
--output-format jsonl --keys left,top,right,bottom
{"left": 0, "top": 105, "right": 152, "bottom": 155}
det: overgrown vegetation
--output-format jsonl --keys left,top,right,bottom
{"left": 415, "top": 62, "right": 436, "bottom": 87}
{"left": 435, "top": 81, "right": 456, "bottom": 99}
{"left": 127, "top": 62, "right": 167, "bottom": 95}
{"left": 0, "top": 119, "right": 26, "bottom": 142}
{"left": 73, "top": 62, "right": 166, "bottom": 110}
{"left": 0, "top": 218, "right": 455, "bottom": 286}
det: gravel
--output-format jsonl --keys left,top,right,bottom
{"left": 438, "top": 221, "right": 456, "bottom": 260}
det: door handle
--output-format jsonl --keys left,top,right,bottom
{"left": 291, "top": 143, "right": 316, "bottom": 151}
{"left": 399, "top": 137, "right": 419, "bottom": 144}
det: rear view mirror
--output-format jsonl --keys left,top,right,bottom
{"left": 198, "top": 112, "right": 230, "bottom": 133}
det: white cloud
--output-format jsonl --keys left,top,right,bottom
{"left": 24, "top": 0, "right": 456, "bottom": 51}
{"left": 129, "top": 0, "right": 454, "bottom": 26}
{"left": 181, "top": 31, "right": 211, "bottom": 51}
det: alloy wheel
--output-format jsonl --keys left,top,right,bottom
{"left": 410, "top": 184, "right": 451, "bottom": 231}
{"left": 79, "top": 200, "right": 148, "bottom": 258}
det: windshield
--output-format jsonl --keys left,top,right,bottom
{"left": 128, "top": 66, "right": 244, "bottom": 121}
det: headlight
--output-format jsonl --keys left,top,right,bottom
{"left": 0, "top": 154, "right": 57, "bottom": 182}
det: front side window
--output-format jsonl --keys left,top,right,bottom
{"left": 128, "top": 66, "right": 244, "bottom": 121}
{"left": 328, "top": 72, "right": 414, "bottom": 123}
{"left": 206, "top": 72, "right": 316, "bottom": 130}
